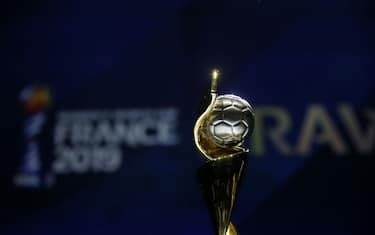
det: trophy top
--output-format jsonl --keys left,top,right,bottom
{"left": 210, "top": 69, "right": 220, "bottom": 94}
{"left": 194, "top": 69, "right": 254, "bottom": 161}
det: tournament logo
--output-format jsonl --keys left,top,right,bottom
{"left": 13, "top": 84, "right": 180, "bottom": 189}
{"left": 13, "top": 84, "right": 54, "bottom": 188}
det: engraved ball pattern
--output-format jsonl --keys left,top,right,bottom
{"left": 207, "top": 94, "right": 254, "bottom": 147}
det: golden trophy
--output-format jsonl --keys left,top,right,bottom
{"left": 194, "top": 70, "right": 254, "bottom": 235}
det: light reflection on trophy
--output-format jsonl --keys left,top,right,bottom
{"left": 194, "top": 70, "right": 254, "bottom": 235}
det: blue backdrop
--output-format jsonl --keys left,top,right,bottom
{"left": 1, "top": 0, "right": 374, "bottom": 235}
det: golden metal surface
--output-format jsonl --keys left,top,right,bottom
{"left": 211, "top": 69, "right": 220, "bottom": 93}
{"left": 193, "top": 70, "right": 249, "bottom": 161}
{"left": 226, "top": 223, "right": 238, "bottom": 235}
{"left": 197, "top": 153, "right": 247, "bottom": 235}
{"left": 194, "top": 69, "right": 254, "bottom": 235}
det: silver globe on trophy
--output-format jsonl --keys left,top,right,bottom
{"left": 194, "top": 69, "right": 254, "bottom": 235}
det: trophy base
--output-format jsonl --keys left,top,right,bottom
{"left": 197, "top": 152, "right": 247, "bottom": 235}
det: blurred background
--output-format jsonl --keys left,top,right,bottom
{"left": 1, "top": 0, "right": 374, "bottom": 234}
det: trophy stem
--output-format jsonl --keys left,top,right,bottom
{"left": 197, "top": 153, "right": 247, "bottom": 235}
